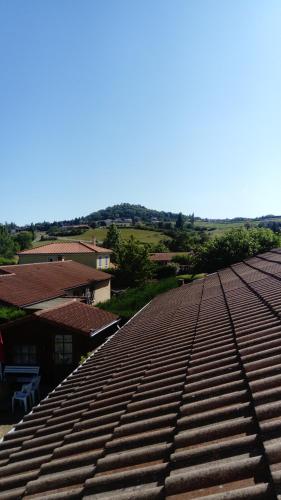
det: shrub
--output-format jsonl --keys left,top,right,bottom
{"left": 98, "top": 277, "right": 179, "bottom": 319}
{"left": 0, "top": 257, "right": 17, "bottom": 265}
{"left": 195, "top": 227, "right": 280, "bottom": 273}
{"left": 0, "top": 307, "right": 27, "bottom": 324}
{"left": 154, "top": 263, "right": 178, "bottom": 279}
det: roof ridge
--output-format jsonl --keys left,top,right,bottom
{"left": 79, "top": 241, "right": 98, "bottom": 252}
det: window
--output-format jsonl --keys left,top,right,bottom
{"left": 48, "top": 257, "right": 53, "bottom": 262}
{"left": 97, "top": 256, "right": 102, "bottom": 269}
{"left": 57, "top": 255, "right": 63, "bottom": 261}
{"left": 14, "top": 345, "right": 37, "bottom": 364}
{"left": 105, "top": 256, "right": 109, "bottom": 268}
{"left": 54, "top": 335, "right": 73, "bottom": 365}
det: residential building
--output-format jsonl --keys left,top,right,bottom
{"left": 0, "top": 260, "right": 111, "bottom": 307}
{"left": 3, "top": 249, "right": 281, "bottom": 497}
{"left": 149, "top": 252, "right": 187, "bottom": 265}
{"left": 18, "top": 241, "right": 112, "bottom": 270}
{"left": 1, "top": 300, "right": 119, "bottom": 383}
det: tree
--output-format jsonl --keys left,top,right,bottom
{"left": 103, "top": 224, "right": 121, "bottom": 252}
{"left": 195, "top": 227, "right": 280, "bottom": 273}
{"left": 175, "top": 212, "right": 184, "bottom": 230}
{"left": 14, "top": 231, "right": 33, "bottom": 251}
{"left": 0, "top": 226, "right": 18, "bottom": 258}
{"left": 115, "top": 236, "right": 153, "bottom": 287}
{"left": 167, "top": 230, "right": 195, "bottom": 252}
{"left": 189, "top": 212, "right": 195, "bottom": 227}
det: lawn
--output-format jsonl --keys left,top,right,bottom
{"left": 34, "top": 227, "right": 170, "bottom": 246}
{"left": 194, "top": 220, "right": 259, "bottom": 237}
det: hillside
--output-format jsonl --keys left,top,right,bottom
{"left": 83, "top": 203, "right": 181, "bottom": 223}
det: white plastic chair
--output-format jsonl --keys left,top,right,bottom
{"left": 12, "top": 382, "right": 33, "bottom": 413}
{"left": 30, "top": 376, "right": 41, "bottom": 404}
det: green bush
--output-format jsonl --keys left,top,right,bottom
{"left": 0, "top": 257, "right": 17, "bottom": 265}
{"left": 195, "top": 227, "right": 280, "bottom": 273}
{"left": 0, "top": 307, "right": 27, "bottom": 324}
{"left": 154, "top": 263, "right": 178, "bottom": 279}
{"left": 98, "top": 277, "right": 179, "bottom": 319}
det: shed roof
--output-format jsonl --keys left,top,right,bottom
{"left": 18, "top": 241, "right": 112, "bottom": 255}
{"left": 36, "top": 300, "right": 119, "bottom": 335}
{"left": 0, "top": 261, "right": 110, "bottom": 308}
{"left": 2, "top": 249, "right": 281, "bottom": 497}
{"left": 149, "top": 252, "right": 187, "bottom": 262}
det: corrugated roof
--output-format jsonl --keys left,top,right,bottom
{"left": 35, "top": 300, "right": 118, "bottom": 335}
{"left": 2, "top": 250, "right": 281, "bottom": 497}
{"left": 18, "top": 241, "right": 112, "bottom": 255}
{"left": 0, "top": 261, "right": 110, "bottom": 308}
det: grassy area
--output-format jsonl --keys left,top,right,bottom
{"left": 98, "top": 278, "right": 180, "bottom": 319}
{"left": 0, "top": 307, "right": 27, "bottom": 324}
{"left": 33, "top": 227, "right": 170, "bottom": 247}
{"left": 177, "top": 273, "right": 206, "bottom": 282}
{"left": 194, "top": 220, "right": 260, "bottom": 237}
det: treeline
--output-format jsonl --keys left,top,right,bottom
{"left": 85, "top": 203, "right": 185, "bottom": 223}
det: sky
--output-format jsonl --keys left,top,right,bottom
{"left": 1, "top": 0, "right": 281, "bottom": 224}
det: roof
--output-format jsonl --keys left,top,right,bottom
{"left": 35, "top": 300, "right": 118, "bottom": 335}
{"left": 149, "top": 252, "right": 187, "bottom": 262}
{"left": 18, "top": 241, "right": 112, "bottom": 255}
{"left": 0, "top": 261, "right": 110, "bottom": 308}
{"left": 25, "top": 297, "right": 77, "bottom": 310}
{"left": 2, "top": 249, "right": 281, "bottom": 497}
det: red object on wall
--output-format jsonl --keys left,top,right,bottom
{"left": 0, "top": 332, "right": 5, "bottom": 362}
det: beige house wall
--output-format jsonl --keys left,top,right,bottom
{"left": 93, "top": 280, "right": 111, "bottom": 304}
{"left": 18, "top": 252, "right": 111, "bottom": 269}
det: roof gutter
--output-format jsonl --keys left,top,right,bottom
{"left": 90, "top": 319, "right": 120, "bottom": 337}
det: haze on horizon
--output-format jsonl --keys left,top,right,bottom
{"left": 1, "top": 0, "right": 281, "bottom": 225}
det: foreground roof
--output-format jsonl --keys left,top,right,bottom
{"left": 18, "top": 241, "right": 112, "bottom": 255}
{"left": 0, "top": 261, "right": 110, "bottom": 308}
{"left": 36, "top": 300, "right": 119, "bottom": 335}
{"left": 3, "top": 249, "right": 281, "bottom": 497}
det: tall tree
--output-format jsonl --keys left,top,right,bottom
{"left": 175, "top": 212, "right": 184, "bottom": 230}
{"left": 115, "top": 236, "right": 153, "bottom": 287}
{"left": 14, "top": 231, "right": 33, "bottom": 251}
{"left": 0, "top": 226, "right": 18, "bottom": 258}
{"left": 103, "top": 224, "right": 121, "bottom": 252}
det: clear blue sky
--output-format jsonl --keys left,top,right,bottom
{"left": 1, "top": 0, "right": 281, "bottom": 225}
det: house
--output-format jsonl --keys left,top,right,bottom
{"left": 0, "top": 260, "right": 112, "bottom": 307}
{"left": 150, "top": 252, "right": 187, "bottom": 265}
{"left": 3, "top": 249, "right": 281, "bottom": 497}
{"left": 0, "top": 300, "right": 119, "bottom": 384}
{"left": 18, "top": 241, "right": 112, "bottom": 269}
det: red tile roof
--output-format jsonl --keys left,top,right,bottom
{"left": 0, "top": 261, "right": 110, "bottom": 307}
{"left": 36, "top": 300, "right": 118, "bottom": 335}
{"left": 149, "top": 252, "right": 186, "bottom": 262}
{"left": 18, "top": 241, "right": 112, "bottom": 255}
{"left": 3, "top": 250, "right": 281, "bottom": 497}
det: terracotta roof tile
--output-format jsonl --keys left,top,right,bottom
{"left": 18, "top": 241, "right": 112, "bottom": 255}
{"left": 149, "top": 252, "right": 187, "bottom": 262}
{"left": 4, "top": 250, "right": 281, "bottom": 497}
{"left": 0, "top": 261, "right": 110, "bottom": 307}
{"left": 35, "top": 300, "right": 118, "bottom": 335}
